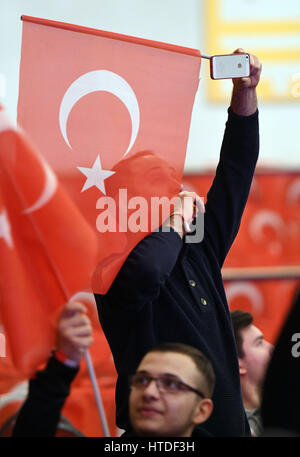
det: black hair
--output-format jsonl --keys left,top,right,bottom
{"left": 230, "top": 310, "right": 253, "bottom": 358}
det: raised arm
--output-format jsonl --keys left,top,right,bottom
{"left": 202, "top": 50, "right": 262, "bottom": 267}
{"left": 12, "top": 301, "right": 93, "bottom": 436}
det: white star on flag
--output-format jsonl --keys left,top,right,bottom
{"left": 77, "top": 155, "right": 115, "bottom": 195}
{"left": 0, "top": 210, "right": 14, "bottom": 248}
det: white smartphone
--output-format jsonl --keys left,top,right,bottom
{"left": 210, "top": 53, "right": 250, "bottom": 80}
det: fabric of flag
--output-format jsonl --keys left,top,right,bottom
{"left": 0, "top": 105, "right": 98, "bottom": 375}
{"left": 17, "top": 16, "right": 201, "bottom": 294}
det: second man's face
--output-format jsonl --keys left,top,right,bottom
{"left": 240, "top": 324, "right": 273, "bottom": 385}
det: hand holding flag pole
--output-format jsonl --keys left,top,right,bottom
{"left": 56, "top": 300, "right": 111, "bottom": 437}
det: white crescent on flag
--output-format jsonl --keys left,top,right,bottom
{"left": 249, "top": 210, "right": 285, "bottom": 242}
{"left": 59, "top": 70, "right": 140, "bottom": 157}
{"left": 22, "top": 157, "right": 58, "bottom": 214}
{"left": 225, "top": 281, "right": 264, "bottom": 314}
{"left": 0, "top": 106, "right": 58, "bottom": 215}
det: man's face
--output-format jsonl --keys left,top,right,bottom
{"left": 129, "top": 351, "right": 210, "bottom": 437}
{"left": 240, "top": 324, "right": 273, "bottom": 385}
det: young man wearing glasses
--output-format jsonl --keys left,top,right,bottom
{"left": 129, "top": 343, "right": 215, "bottom": 437}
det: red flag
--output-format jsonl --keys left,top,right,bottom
{"left": 0, "top": 105, "right": 98, "bottom": 375}
{"left": 17, "top": 16, "right": 201, "bottom": 293}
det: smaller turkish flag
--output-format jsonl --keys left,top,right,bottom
{"left": 0, "top": 105, "right": 98, "bottom": 375}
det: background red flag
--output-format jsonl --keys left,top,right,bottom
{"left": 17, "top": 16, "right": 201, "bottom": 294}
{"left": 0, "top": 105, "right": 98, "bottom": 375}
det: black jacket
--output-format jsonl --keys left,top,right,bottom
{"left": 96, "top": 108, "right": 259, "bottom": 436}
{"left": 261, "top": 287, "right": 300, "bottom": 436}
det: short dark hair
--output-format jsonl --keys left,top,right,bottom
{"left": 147, "top": 342, "right": 215, "bottom": 397}
{"left": 230, "top": 310, "right": 253, "bottom": 358}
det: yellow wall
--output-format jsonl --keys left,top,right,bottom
{"left": 205, "top": 0, "right": 300, "bottom": 102}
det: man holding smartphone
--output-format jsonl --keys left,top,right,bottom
{"left": 95, "top": 48, "right": 262, "bottom": 436}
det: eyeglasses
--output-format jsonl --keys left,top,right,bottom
{"left": 130, "top": 372, "right": 204, "bottom": 397}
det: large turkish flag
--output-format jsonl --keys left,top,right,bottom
{"left": 18, "top": 16, "right": 201, "bottom": 293}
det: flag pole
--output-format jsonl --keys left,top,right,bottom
{"left": 84, "top": 348, "right": 111, "bottom": 437}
